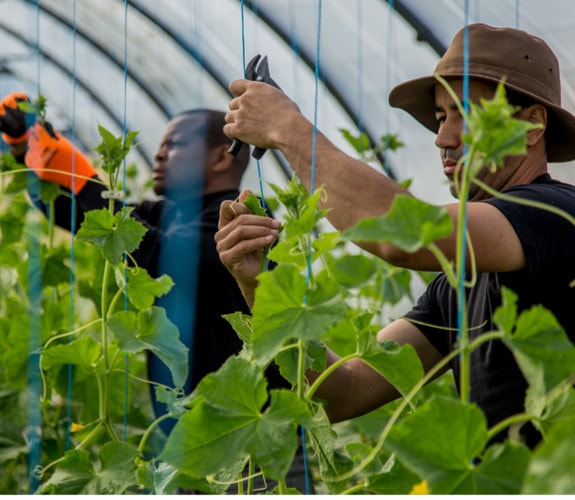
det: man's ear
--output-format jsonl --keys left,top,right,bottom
{"left": 210, "top": 143, "right": 235, "bottom": 173}
{"left": 523, "top": 104, "right": 547, "bottom": 147}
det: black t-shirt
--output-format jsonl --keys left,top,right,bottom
{"left": 404, "top": 174, "right": 575, "bottom": 447}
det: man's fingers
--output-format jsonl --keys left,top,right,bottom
{"left": 218, "top": 199, "right": 251, "bottom": 229}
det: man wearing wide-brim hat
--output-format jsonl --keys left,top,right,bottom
{"left": 217, "top": 23, "right": 575, "bottom": 449}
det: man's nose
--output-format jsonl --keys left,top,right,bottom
{"left": 154, "top": 143, "right": 167, "bottom": 161}
{"left": 435, "top": 118, "right": 462, "bottom": 151}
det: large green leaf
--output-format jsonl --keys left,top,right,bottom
{"left": 494, "top": 287, "right": 575, "bottom": 416}
{"left": 347, "top": 445, "right": 419, "bottom": 494}
{"left": 358, "top": 334, "right": 424, "bottom": 400}
{"left": 343, "top": 195, "right": 453, "bottom": 252}
{"left": 324, "top": 253, "right": 378, "bottom": 288}
{"left": 523, "top": 420, "right": 575, "bottom": 494}
{"left": 41, "top": 336, "right": 101, "bottom": 370}
{"left": 251, "top": 265, "right": 347, "bottom": 362}
{"left": 37, "top": 442, "right": 141, "bottom": 494}
{"left": 107, "top": 307, "right": 188, "bottom": 388}
{"left": 386, "top": 396, "right": 487, "bottom": 493}
{"left": 76, "top": 207, "right": 147, "bottom": 266}
{"left": 161, "top": 357, "right": 312, "bottom": 481}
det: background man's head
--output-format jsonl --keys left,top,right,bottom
{"left": 153, "top": 109, "right": 250, "bottom": 198}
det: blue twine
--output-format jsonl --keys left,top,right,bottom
{"left": 26, "top": 2, "right": 42, "bottom": 493}
{"left": 457, "top": 4, "right": 470, "bottom": 402}
{"left": 383, "top": 0, "right": 395, "bottom": 176}
{"left": 309, "top": 0, "right": 322, "bottom": 196}
{"left": 66, "top": 0, "right": 79, "bottom": 453}
{"left": 121, "top": 0, "right": 130, "bottom": 441}
{"left": 356, "top": 0, "right": 364, "bottom": 140}
{"left": 301, "top": 1, "right": 323, "bottom": 495}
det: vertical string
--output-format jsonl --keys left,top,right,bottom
{"left": 515, "top": 0, "right": 520, "bottom": 28}
{"left": 193, "top": 1, "right": 204, "bottom": 106}
{"left": 300, "top": 1, "right": 323, "bottom": 496}
{"left": 383, "top": 0, "right": 395, "bottom": 176}
{"left": 288, "top": 0, "right": 301, "bottom": 104}
{"left": 26, "top": 0, "right": 43, "bottom": 493}
{"left": 240, "top": 0, "right": 247, "bottom": 75}
{"left": 66, "top": 0, "right": 78, "bottom": 452}
{"left": 356, "top": 0, "right": 364, "bottom": 143}
{"left": 457, "top": 3, "right": 470, "bottom": 402}
{"left": 309, "top": 0, "right": 322, "bottom": 196}
{"left": 121, "top": 0, "right": 130, "bottom": 441}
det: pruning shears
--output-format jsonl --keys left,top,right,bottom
{"left": 228, "top": 54, "right": 281, "bottom": 160}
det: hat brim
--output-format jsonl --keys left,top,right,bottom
{"left": 389, "top": 74, "right": 575, "bottom": 163}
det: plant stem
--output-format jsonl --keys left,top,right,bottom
{"left": 137, "top": 414, "right": 172, "bottom": 453}
{"left": 297, "top": 339, "right": 306, "bottom": 400}
{"left": 455, "top": 167, "right": 471, "bottom": 404}
{"left": 247, "top": 459, "right": 255, "bottom": 495}
{"left": 100, "top": 260, "right": 111, "bottom": 408}
{"left": 486, "top": 412, "right": 538, "bottom": 442}
{"left": 278, "top": 478, "right": 288, "bottom": 495}
{"left": 306, "top": 353, "right": 357, "bottom": 400}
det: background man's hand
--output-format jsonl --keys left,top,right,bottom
{"left": 215, "top": 188, "right": 281, "bottom": 308}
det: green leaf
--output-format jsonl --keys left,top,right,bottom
{"left": 108, "top": 307, "right": 188, "bottom": 388}
{"left": 538, "top": 387, "right": 575, "bottom": 437}
{"left": 461, "top": 442, "right": 530, "bottom": 494}
{"left": 122, "top": 266, "right": 174, "bottom": 311}
{"left": 523, "top": 420, "right": 575, "bottom": 494}
{"left": 42, "top": 244, "right": 73, "bottom": 287}
{"left": 76, "top": 207, "right": 147, "bottom": 266}
{"left": 222, "top": 311, "right": 254, "bottom": 359}
{"left": 94, "top": 126, "right": 139, "bottom": 177}
{"left": 501, "top": 303, "right": 575, "bottom": 410}
{"left": 37, "top": 442, "right": 141, "bottom": 494}
{"left": 0, "top": 418, "right": 28, "bottom": 464}
{"left": 349, "top": 445, "right": 420, "bottom": 494}
{"left": 306, "top": 407, "right": 351, "bottom": 493}
{"left": 325, "top": 253, "right": 378, "bottom": 288}
{"left": 0, "top": 204, "right": 26, "bottom": 245}
{"left": 465, "top": 83, "right": 539, "bottom": 169}
{"left": 251, "top": 265, "right": 347, "bottom": 362}
{"left": 492, "top": 286, "right": 518, "bottom": 337}
{"left": 339, "top": 128, "right": 371, "bottom": 154}
{"left": 161, "top": 357, "right": 312, "bottom": 480}
{"left": 386, "top": 396, "right": 487, "bottom": 494}
{"left": 243, "top": 193, "right": 269, "bottom": 217}
{"left": 343, "top": 195, "right": 453, "bottom": 252}
{"left": 140, "top": 460, "right": 231, "bottom": 495}
{"left": 41, "top": 336, "right": 101, "bottom": 370}
{"left": 358, "top": 334, "right": 424, "bottom": 400}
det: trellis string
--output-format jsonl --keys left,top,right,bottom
{"left": 26, "top": 0, "right": 43, "bottom": 492}
{"left": 66, "top": 0, "right": 79, "bottom": 453}
{"left": 121, "top": 0, "right": 130, "bottom": 441}
{"left": 457, "top": 2, "right": 471, "bottom": 402}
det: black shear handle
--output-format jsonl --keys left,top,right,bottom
{"left": 228, "top": 138, "right": 244, "bottom": 157}
{"left": 228, "top": 139, "right": 266, "bottom": 159}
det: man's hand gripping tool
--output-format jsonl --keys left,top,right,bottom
{"left": 228, "top": 54, "right": 281, "bottom": 160}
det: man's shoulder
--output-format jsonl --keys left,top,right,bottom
{"left": 487, "top": 174, "right": 575, "bottom": 213}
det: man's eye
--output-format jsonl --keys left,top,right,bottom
{"left": 168, "top": 139, "right": 185, "bottom": 148}
{"left": 435, "top": 115, "right": 446, "bottom": 125}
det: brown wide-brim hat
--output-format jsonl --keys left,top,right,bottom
{"left": 389, "top": 23, "right": 575, "bottom": 163}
